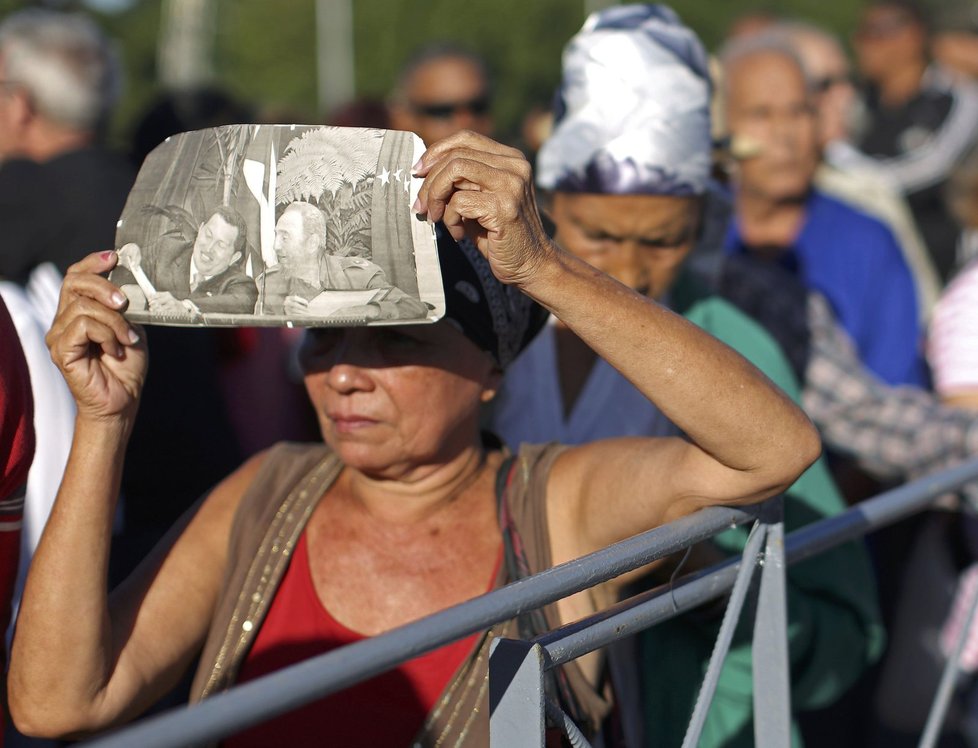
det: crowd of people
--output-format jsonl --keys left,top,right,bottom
{"left": 1, "top": 1, "right": 978, "bottom": 747}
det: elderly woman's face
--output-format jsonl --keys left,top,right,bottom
{"left": 298, "top": 323, "right": 499, "bottom": 476}
{"left": 550, "top": 192, "right": 701, "bottom": 299}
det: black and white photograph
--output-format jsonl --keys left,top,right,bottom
{"left": 110, "top": 124, "right": 443, "bottom": 326}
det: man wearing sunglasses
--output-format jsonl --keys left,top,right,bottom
{"left": 388, "top": 43, "right": 494, "bottom": 147}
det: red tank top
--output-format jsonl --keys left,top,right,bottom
{"left": 224, "top": 530, "right": 502, "bottom": 747}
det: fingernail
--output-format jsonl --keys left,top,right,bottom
{"left": 111, "top": 291, "right": 126, "bottom": 307}
{"left": 128, "top": 329, "right": 140, "bottom": 344}
{"left": 101, "top": 250, "right": 116, "bottom": 262}
{"left": 412, "top": 197, "right": 422, "bottom": 213}
{"left": 411, "top": 157, "right": 423, "bottom": 173}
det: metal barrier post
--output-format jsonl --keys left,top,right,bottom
{"left": 919, "top": 563, "right": 978, "bottom": 748}
{"left": 682, "top": 519, "right": 769, "bottom": 748}
{"left": 489, "top": 638, "right": 546, "bottom": 747}
{"left": 753, "top": 496, "right": 791, "bottom": 747}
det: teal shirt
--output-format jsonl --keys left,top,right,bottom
{"left": 641, "top": 273, "right": 885, "bottom": 748}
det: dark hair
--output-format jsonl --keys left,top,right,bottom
{"left": 436, "top": 226, "right": 548, "bottom": 370}
{"left": 393, "top": 42, "right": 493, "bottom": 102}
{"left": 130, "top": 87, "right": 253, "bottom": 168}
{"left": 866, "top": 0, "right": 929, "bottom": 32}
{"left": 328, "top": 97, "right": 391, "bottom": 129}
{"left": 209, "top": 205, "right": 248, "bottom": 258}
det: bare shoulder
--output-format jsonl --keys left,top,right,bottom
{"left": 546, "top": 437, "right": 681, "bottom": 503}
{"left": 545, "top": 437, "right": 697, "bottom": 565}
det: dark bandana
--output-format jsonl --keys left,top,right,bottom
{"left": 436, "top": 224, "right": 548, "bottom": 370}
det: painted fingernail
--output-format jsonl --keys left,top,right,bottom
{"left": 100, "top": 250, "right": 116, "bottom": 262}
{"left": 128, "top": 329, "right": 140, "bottom": 344}
{"left": 111, "top": 291, "right": 126, "bottom": 307}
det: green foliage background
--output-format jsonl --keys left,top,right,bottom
{"left": 0, "top": 0, "right": 965, "bottom": 149}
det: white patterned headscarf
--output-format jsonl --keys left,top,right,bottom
{"left": 537, "top": 4, "right": 712, "bottom": 196}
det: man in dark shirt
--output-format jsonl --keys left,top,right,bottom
{"left": 0, "top": 9, "right": 134, "bottom": 284}
{"left": 112, "top": 206, "right": 258, "bottom": 317}
{"left": 850, "top": 0, "right": 978, "bottom": 282}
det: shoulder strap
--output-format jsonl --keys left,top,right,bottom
{"left": 494, "top": 450, "right": 590, "bottom": 733}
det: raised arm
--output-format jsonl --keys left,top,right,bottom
{"left": 415, "top": 131, "right": 820, "bottom": 557}
{"left": 8, "top": 252, "right": 254, "bottom": 738}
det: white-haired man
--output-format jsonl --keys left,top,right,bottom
{"left": 721, "top": 35, "right": 926, "bottom": 388}
{"left": 0, "top": 8, "right": 133, "bottom": 284}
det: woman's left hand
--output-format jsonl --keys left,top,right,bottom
{"left": 414, "top": 130, "right": 558, "bottom": 290}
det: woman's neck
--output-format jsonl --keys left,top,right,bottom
{"left": 343, "top": 444, "right": 493, "bottom": 525}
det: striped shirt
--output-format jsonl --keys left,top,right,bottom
{"left": 929, "top": 259, "right": 978, "bottom": 397}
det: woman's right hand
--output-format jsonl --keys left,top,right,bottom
{"left": 46, "top": 250, "right": 147, "bottom": 423}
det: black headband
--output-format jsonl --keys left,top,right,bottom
{"left": 436, "top": 225, "right": 548, "bottom": 370}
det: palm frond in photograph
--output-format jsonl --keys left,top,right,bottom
{"left": 275, "top": 127, "right": 383, "bottom": 205}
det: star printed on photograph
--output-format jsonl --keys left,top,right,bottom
{"left": 376, "top": 167, "right": 390, "bottom": 186}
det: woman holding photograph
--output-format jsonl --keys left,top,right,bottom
{"left": 8, "top": 130, "right": 819, "bottom": 746}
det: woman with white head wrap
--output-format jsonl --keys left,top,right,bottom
{"left": 490, "top": 6, "right": 882, "bottom": 748}
{"left": 537, "top": 4, "right": 712, "bottom": 197}
{"left": 493, "top": 5, "right": 715, "bottom": 445}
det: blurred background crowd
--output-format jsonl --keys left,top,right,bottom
{"left": 3, "top": 0, "right": 978, "bottom": 746}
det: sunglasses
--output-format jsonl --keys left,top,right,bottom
{"left": 410, "top": 95, "right": 491, "bottom": 120}
{"left": 813, "top": 73, "right": 853, "bottom": 93}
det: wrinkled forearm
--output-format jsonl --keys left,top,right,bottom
{"left": 523, "top": 248, "right": 820, "bottom": 485}
{"left": 9, "top": 416, "right": 130, "bottom": 736}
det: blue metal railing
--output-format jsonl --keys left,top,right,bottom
{"left": 80, "top": 456, "right": 978, "bottom": 748}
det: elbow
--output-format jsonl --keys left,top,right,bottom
{"left": 9, "top": 680, "right": 102, "bottom": 740}
{"left": 769, "top": 417, "right": 823, "bottom": 494}
{"left": 9, "top": 696, "right": 63, "bottom": 740}
{"left": 9, "top": 712, "right": 60, "bottom": 741}
{"left": 10, "top": 708, "right": 98, "bottom": 742}
{"left": 797, "top": 417, "right": 823, "bottom": 472}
